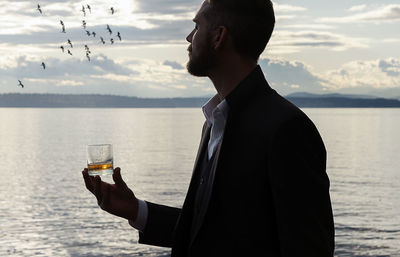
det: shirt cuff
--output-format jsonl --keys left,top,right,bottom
{"left": 128, "top": 199, "right": 148, "bottom": 232}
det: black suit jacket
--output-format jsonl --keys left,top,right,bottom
{"left": 138, "top": 66, "right": 335, "bottom": 257}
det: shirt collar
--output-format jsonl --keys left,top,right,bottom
{"left": 202, "top": 94, "right": 229, "bottom": 127}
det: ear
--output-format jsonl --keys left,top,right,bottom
{"left": 211, "top": 26, "right": 229, "bottom": 50}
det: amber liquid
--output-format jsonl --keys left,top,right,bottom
{"left": 88, "top": 162, "right": 113, "bottom": 176}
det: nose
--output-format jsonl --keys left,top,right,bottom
{"left": 186, "top": 29, "right": 195, "bottom": 43}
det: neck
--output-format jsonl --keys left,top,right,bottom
{"left": 208, "top": 56, "right": 257, "bottom": 100}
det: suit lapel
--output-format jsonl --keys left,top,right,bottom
{"left": 192, "top": 122, "right": 210, "bottom": 177}
{"left": 171, "top": 123, "right": 210, "bottom": 255}
{"left": 190, "top": 131, "right": 224, "bottom": 245}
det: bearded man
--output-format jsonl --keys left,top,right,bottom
{"left": 83, "top": 1, "right": 335, "bottom": 256}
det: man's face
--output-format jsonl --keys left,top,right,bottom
{"left": 186, "top": 1, "right": 216, "bottom": 77}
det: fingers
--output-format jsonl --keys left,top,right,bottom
{"left": 93, "top": 175, "right": 103, "bottom": 204}
{"left": 82, "top": 168, "right": 94, "bottom": 193}
{"left": 101, "top": 184, "right": 111, "bottom": 210}
{"left": 112, "top": 167, "right": 126, "bottom": 187}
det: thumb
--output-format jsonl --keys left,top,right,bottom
{"left": 113, "top": 167, "right": 126, "bottom": 187}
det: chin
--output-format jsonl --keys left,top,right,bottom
{"left": 187, "top": 62, "right": 208, "bottom": 77}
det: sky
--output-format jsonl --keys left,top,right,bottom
{"left": 0, "top": 0, "right": 399, "bottom": 98}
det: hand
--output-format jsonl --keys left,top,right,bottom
{"left": 82, "top": 167, "right": 139, "bottom": 221}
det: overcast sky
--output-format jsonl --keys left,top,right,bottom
{"left": 0, "top": 0, "right": 399, "bottom": 97}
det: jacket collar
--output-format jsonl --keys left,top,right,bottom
{"left": 225, "top": 65, "right": 273, "bottom": 112}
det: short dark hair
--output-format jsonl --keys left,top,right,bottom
{"left": 205, "top": 0, "right": 275, "bottom": 61}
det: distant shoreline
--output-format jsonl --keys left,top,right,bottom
{"left": 1, "top": 93, "right": 400, "bottom": 108}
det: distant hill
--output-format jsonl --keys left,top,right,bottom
{"left": 286, "top": 92, "right": 376, "bottom": 99}
{"left": 0, "top": 94, "right": 208, "bottom": 108}
{"left": 1, "top": 93, "right": 400, "bottom": 108}
{"left": 286, "top": 92, "right": 400, "bottom": 108}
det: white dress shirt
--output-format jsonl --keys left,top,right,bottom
{"left": 129, "top": 94, "right": 229, "bottom": 231}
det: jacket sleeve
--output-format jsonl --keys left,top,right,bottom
{"left": 267, "top": 116, "right": 335, "bottom": 256}
{"left": 138, "top": 201, "right": 181, "bottom": 247}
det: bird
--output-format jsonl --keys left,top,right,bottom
{"left": 67, "top": 39, "right": 73, "bottom": 48}
{"left": 60, "top": 20, "right": 65, "bottom": 33}
{"left": 110, "top": 38, "right": 114, "bottom": 44}
{"left": 84, "top": 44, "right": 90, "bottom": 51}
{"left": 106, "top": 24, "right": 112, "bottom": 35}
{"left": 60, "top": 46, "right": 64, "bottom": 52}
{"left": 100, "top": 37, "right": 105, "bottom": 44}
{"left": 86, "top": 30, "right": 91, "bottom": 36}
{"left": 82, "top": 20, "right": 86, "bottom": 29}
{"left": 37, "top": 4, "right": 42, "bottom": 14}
{"left": 92, "top": 31, "right": 96, "bottom": 37}
{"left": 86, "top": 52, "right": 90, "bottom": 62}
{"left": 87, "top": 4, "right": 91, "bottom": 13}
{"left": 117, "top": 32, "right": 121, "bottom": 41}
{"left": 41, "top": 62, "right": 46, "bottom": 69}
{"left": 18, "top": 80, "right": 24, "bottom": 88}
{"left": 110, "top": 7, "right": 115, "bottom": 15}
{"left": 82, "top": 5, "right": 86, "bottom": 16}
{"left": 67, "top": 50, "right": 73, "bottom": 55}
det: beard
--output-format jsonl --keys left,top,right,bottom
{"left": 186, "top": 37, "right": 216, "bottom": 77}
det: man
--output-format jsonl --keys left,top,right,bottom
{"left": 82, "top": 0, "right": 335, "bottom": 256}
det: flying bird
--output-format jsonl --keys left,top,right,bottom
{"left": 84, "top": 44, "right": 90, "bottom": 51}
{"left": 37, "top": 4, "right": 42, "bottom": 14}
{"left": 110, "top": 7, "right": 115, "bottom": 15}
{"left": 86, "top": 52, "right": 90, "bottom": 62}
{"left": 92, "top": 31, "right": 96, "bottom": 37}
{"left": 85, "top": 30, "right": 91, "bottom": 36}
{"left": 82, "top": 5, "right": 86, "bottom": 16}
{"left": 117, "top": 32, "right": 121, "bottom": 41}
{"left": 67, "top": 50, "right": 73, "bottom": 55}
{"left": 100, "top": 37, "right": 105, "bottom": 44}
{"left": 82, "top": 20, "right": 86, "bottom": 29}
{"left": 60, "top": 20, "right": 65, "bottom": 33}
{"left": 87, "top": 4, "right": 91, "bottom": 13}
{"left": 106, "top": 24, "right": 112, "bottom": 35}
{"left": 67, "top": 39, "right": 73, "bottom": 48}
{"left": 18, "top": 80, "right": 24, "bottom": 88}
{"left": 110, "top": 38, "right": 114, "bottom": 44}
{"left": 60, "top": 46, "right": 64, "bottom": 52}
{"left": 41, "top": 62, "right": 46, "bottom": 69}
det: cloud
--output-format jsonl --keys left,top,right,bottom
{"left": 348, "top": 5, "right": 367, "bottom": 12}
{"left": 134, "top": 0, "right": 198, "bottom": 15}
{"left": 259, "top": 58, "right": 327, "bottom": 95}
{"left": 273, "top": 3, "right": 307, "bottom": 13}
{"left": 163, "top": 60, "right": 184, "bottom": 70}
{"left": 382, "top": 38, "right": 400, "bottom": 43}
{"left": 319, "top": 4, "right": 400, "bottom": 23}
{"left": 379, "top": 58, "right": 400, "bottom": 77}
{"left": 0, "top": 53, "right": 212, "bottom": 97}
{"left": 268, "top": 30, "right": 368, "bottom": 54}
{"left": 271, "top": 2, "right": 307, "bottom": 21}
{"left": 0, "top": 54, "right": 135, "bottom": 78}
{"left": 322, "top": 58, "right": 400, "bottom": 90}
{"left": 279, "top": 24, "right": 335, "bottom": 30}
{"left": 259, "top": 57, "right": 400, "bottom": 96}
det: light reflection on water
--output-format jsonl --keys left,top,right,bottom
{"left": 0, "top": 108, "right": 399, "bottom": 256}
